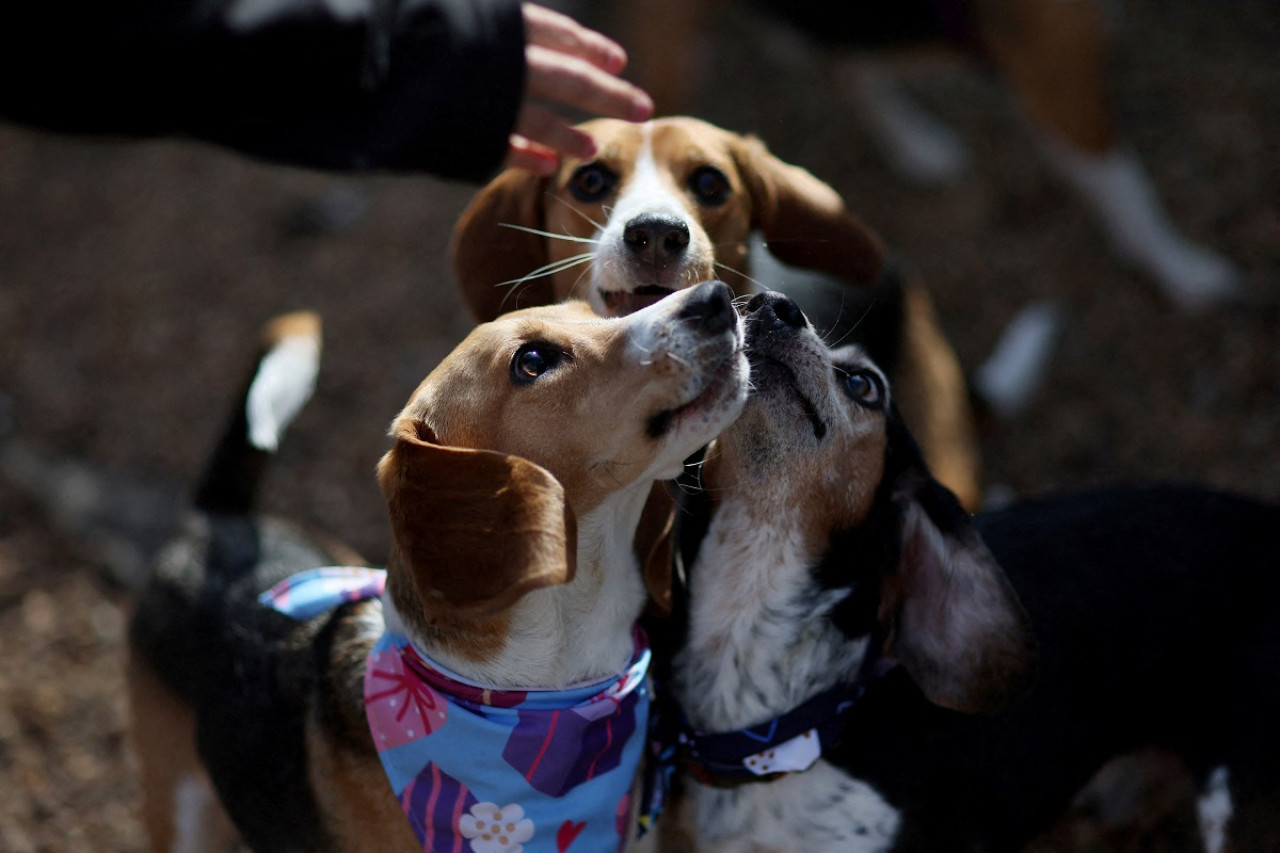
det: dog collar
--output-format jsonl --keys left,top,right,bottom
{"left": 678, "top": 680, "right": 866, "bottom": 785}
{"left": 677, "top": 656, "right": 897, "bottom": 787}
{"left": 260, "top": 567, "right": 661, "bottom": 852}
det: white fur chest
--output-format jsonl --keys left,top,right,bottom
{"left": 686, "top": 762, "right": 900, "bottom": 853}
{"left": 674, "top": 502, "right": 902, "bottom": 851}
{"left": 674, "top": 507, "right": 868, "bottom": 732}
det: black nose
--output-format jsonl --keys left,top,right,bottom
{"left": 678, "top": 281, "right": 735, "bottom": 336}
{"left": 624, "top": 214, "right": 690, "bottom": 266}
{"left": 747, "top": 291, "right": 806, "bottom": 329}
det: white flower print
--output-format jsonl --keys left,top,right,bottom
{"left": 459, "top": 802, "right": 535, "bottom": 853}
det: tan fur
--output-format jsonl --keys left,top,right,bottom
{"left": 976, "top": 0, "right": 1115, "bottom": 153}
{"left": 305, "top": 715, "right": 419, "bottom": 852}
{"left": 127, "top": 650, "right": 237, "bottom": 852}
{"left": 451, "top": 117, "right": 884, "bottom": 319}
{"left": 131, "top": 290, "right": 748, "bottom": 851}
{"left": 389, "top": 302, "right": 704, "bottom": 515}
{"left": 261, "top": 310, "right": 323, "bottom": 351}
{"left": 450, "top": 117, "right": 982, "bottom": 510}
{"left": 890, "top": 281, "right": 982, "bottom": 510}
{"left": 621, "top": 0, "right": 1115, "bottom": 155}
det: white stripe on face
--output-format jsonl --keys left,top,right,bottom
{"left": 588, "top": 125, "right": 715, "bottom": 314}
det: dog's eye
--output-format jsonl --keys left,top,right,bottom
{"left": 838, "top": 368, "right": 885, "bottom": 409}
{"left": 511, "top": 342, "right": 565, "bottom": 384}
{"left": 688, "top": 166, "right": 731, "bottom": 206}
{"left": 569, "top": 163, "right": 618, "bottom": 202}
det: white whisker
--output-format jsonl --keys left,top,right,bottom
{"left": 496, "top": 253, "right": 595, "bottom": 288}
{"left": 823, "top": 297, "right": 877, "bottom": 349}
{"left": 499, "top": 223, "right": 601, "bottom": 245}
{"left": 714, "top": 260, "right": 765, "bottom": 291}
{"left": 547, "top": 193, "right": 607, "bottom": 232}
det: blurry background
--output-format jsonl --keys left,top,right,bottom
{"left": 0, "top": 0, "right": 1276, "bottom": 848}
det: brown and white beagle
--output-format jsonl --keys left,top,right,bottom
{"left": 667, "top": 291, "right": 1280, "bottom": 852}
{"left": 128, "top": 284, "right": 749, "bottom": 852}
{"left": 451, "top": 115, "right": 982, "bottom": 510}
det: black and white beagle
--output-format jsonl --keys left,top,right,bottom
{"left": 666, "top": 291, "right": 1280, "bottom": 851}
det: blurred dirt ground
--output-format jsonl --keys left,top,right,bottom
{"left": 0, "top": 0, "right": 1277, "bottom": 849}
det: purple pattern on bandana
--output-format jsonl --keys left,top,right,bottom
{"left": 402, "top": 763, "right": 476, "bottom": 853}
{"left": 502, "top": 690, "right": 639, "bottom": 797}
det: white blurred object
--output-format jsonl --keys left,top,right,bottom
{"left": 1040, "top": 138, "right": 1243, "bottom": 311}
{"left": 840, "top": 60, "right": 970, "bottom": 186}
{"left": 973, "top": 301, "right": 1064, "bottom": 420}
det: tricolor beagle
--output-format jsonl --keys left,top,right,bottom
{"left": 451, "top": 115, "right": 982, "bottom": 510}
{"left": 127, "top": 283, "right": 749, "bottom": 852}
{"left": 668, "top": 291, "right": 1280, "bottom": 851}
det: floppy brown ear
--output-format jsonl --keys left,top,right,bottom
{"left": 449, "top": 168, "right": 556, "bottom": 321}
{"left": 732, "top": 135, "right": 887, "bottom": 287}
{"left": 634, "top": 483, "right": 676, "bottom": 616}
{"left": 378, "top": 419, "right": 576, "bottom": 621}
{"left": 879, "top": 461, "right": 1037, "bottom": 714}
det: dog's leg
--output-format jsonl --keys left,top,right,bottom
{"left": 1037, "top": 138, "right": 1242, "bottom": 310}
{"left": 836, "top": 57, "right": 970, "bottom": 185}
{"left": 617, "top": 0, "right": 719, "bottom": 114}
{"left": 971, "top": 300, "right": 1063, "bottom": 421}
{"left": 1197, "top": 766, "right": 1233, "bottom": 853}
{"left": 893, "top": 281, "right": 984, "bottom": 511}
{"left": 979, "top": 0, "right": 1241, "bottom": 309}
{"left": 127, "top": 655, "right": 239, "bottom": 853}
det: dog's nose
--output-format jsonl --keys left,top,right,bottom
{"left": 624, "top": 214, "right": 690, "bottom": 266}
{"left": 678, "top": 281, "right": 735, "bottom": 335}
{"left": 747, "top": 291, "right": 806, "bottom": 329}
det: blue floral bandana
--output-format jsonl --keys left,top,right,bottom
{"left": 260, "top": 567, "right": 656, "bottom": 853}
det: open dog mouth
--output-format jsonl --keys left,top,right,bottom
{"left": 602, "top": 285, "right": 676, "bottom": 317}
{"left": 646, "top": 350, "right": 744, "bottom": 439}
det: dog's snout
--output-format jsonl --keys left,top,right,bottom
{"left": 678, "top": 281, "right": 736, "bottom": 335}
{"left": 748, "top": 291, "right": 807, "bottom": 330}
{"left": 624, "top": 214, "right": 691, "bottom": 266}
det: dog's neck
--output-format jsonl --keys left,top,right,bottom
{"left": 387, "top": 483, "right": 651, "bottom": 690}
{"left": 675, "top": 494, "right": 871, "bottom": 733}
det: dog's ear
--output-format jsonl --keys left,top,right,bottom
{"left": 732, "top": 135, "right": 887, "bottom": 287}
{"left": 450, "top": 168, "right": 556, "bottom": 321}
{"left": 878, "top": 420, "right": 1037, "bottom": 714}
{"left": 634, "top": 484, "right": 676, "bottom": 616}
{"left": 378, "top": 419, "right": 576, "bottom": 621}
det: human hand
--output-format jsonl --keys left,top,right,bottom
{"left": 506, "top": 3, "right": 654, "bottom": 175}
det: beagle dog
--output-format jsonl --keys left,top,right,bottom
{"left": 667, "top": 291, "right": 1280, "bottom": 851}
{"left": 128, "top": 283, "right": 749, "bottom": 852}
{"left": 451, "top": 115, "right": 982, "bottom": 511}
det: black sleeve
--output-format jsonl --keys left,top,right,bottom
{"left": 0, "top": 0, "right": 526, "bottom": 182}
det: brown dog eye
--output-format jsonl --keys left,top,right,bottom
{"left": 511, "top": 342, "right": 565, "bottom": 385}
{"left": 838, "top": 368, "right": 885, "bottom": 409}
{"left": 688, "top": 166, "right": 731, "bottom": 206}
{"left": 569, "top": 163, "right": 618, "bottom": 202}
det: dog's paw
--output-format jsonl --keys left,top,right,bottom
{"left": 1139, "top": 239, "right": 1245, "bottom": 313}
{"left": 841, "top": 62, "right": 969, "bottom": 186}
